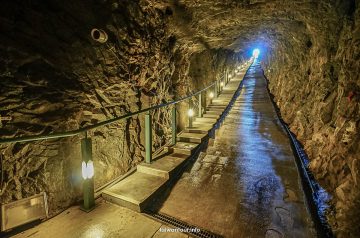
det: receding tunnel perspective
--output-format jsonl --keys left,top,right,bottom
{"left": 0, "top": 1, "right": 359, "bottom": 238}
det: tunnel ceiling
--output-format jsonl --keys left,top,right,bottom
{"left": 162, "top": 0, "right": 352, "bottom": 54}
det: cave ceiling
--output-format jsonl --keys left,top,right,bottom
{"left": 158, "top": 0, "right": 348, "bottom": 55}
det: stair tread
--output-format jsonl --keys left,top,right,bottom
{"left": 193, "top": 121, "right": 214, "bottom": 126}
{"left": 203, "top": 114, "right": 219, "bottom": 118}
{"left": 172, "top": 142, "right": 199, "bottom": 150}
{"left": 137, "top": 156, "right": 187, "bottom": 174}
{"left": 185, "top": 125, "right": 212, "bottom": 130}
{"left": 195, "top": 117, "right": 217, "bottom": 123}
{"left": 178, "top": 131, "right": 208, "bottom": 138}
{"left": 103, "top": 172, "right": 167, "bottom": 205}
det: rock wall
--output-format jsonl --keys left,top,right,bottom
{"left": 0, "top": 0, "right": 175, "bottom": 215}
{"left": 262, "top": 2, "right": 360, "bottom": 237}
{"left": 0, "top": 0, "right": 237, "bottom": 216}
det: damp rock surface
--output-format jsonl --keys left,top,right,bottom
{"left": 0, "top": 0, "right": 359, "bottom": 236}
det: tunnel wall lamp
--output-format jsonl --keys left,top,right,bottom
{"left": 91, "top": 28, "right": 108, "bottom": 43}
{"left": 81, "top": 137, "right": 95, "bottom": 212}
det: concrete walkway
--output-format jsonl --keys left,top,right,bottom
{"left": 157, "top": 60, "right": 316, "bottom": 237}
{"left": 12, "top": 199, "right": 189, "bottom": 238}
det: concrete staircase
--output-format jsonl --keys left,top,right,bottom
{"left": 102, "top": 69, "right": 248, "bottom": 212}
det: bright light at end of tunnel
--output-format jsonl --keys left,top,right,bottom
{"left": 252, "top": 48, "right": 260, "bottom": 58}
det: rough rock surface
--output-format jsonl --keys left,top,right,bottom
{"left": 0, "top": 0, "right": 238, "bottom": 216}
{"left": 0, "top": 0, "right": 359, "bottom": 236}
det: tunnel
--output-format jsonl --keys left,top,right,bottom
{"left": 0, "top": 0, "right": 359, "bottom": 237}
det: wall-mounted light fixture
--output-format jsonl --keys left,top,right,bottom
{"left": 91, "top": 28, "right": 108, "bottom": 43}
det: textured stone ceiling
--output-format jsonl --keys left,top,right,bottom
{"left": 163, "top": 0, "right": 351, "bottom": 55}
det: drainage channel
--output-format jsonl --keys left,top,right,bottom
{"left": 145, "top": 212, "right": 223, "bottom": 238}
{"left": 263, "top": 69, "right": 334, "bottom": 238}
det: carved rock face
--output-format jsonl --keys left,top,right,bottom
{"left": 0, "top": 0, "right": 359, "bottom": 235}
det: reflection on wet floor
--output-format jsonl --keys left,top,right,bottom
{"left": 158, "top": 61, "right": 315, "bottom": 237}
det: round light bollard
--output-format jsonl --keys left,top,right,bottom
{"left": 188, "top": 108, "right": 194, "bottom": 117}
{"left": 188, "top": 109, "right": 194, "bottom": 128}
{"left": 82, "top": 161, "right": 94, "bottom": 179}
{"left": 209, "top": 92, "right": 214, "bottom": 104}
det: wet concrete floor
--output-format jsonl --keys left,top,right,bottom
{"left": 157, "top": 61, "right": 316, "bottom": 237}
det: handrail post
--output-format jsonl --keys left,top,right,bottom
{"left": 218, "top": 79, "right": 221, "bottom": 94}
{"left": 198, "top": 93, "right": 202, "bottom": 117}
{"left": 145, "top": 112, "right": 152, "bottom": 164}
{"left": 226, "top": 70, "right": 228, "bottom": 84}
{"left": 204, "top": 90, "right": 207, "bottom": 109}
{"left": 81, "top": 135, "right": 95, "bottom": 212}
{"left": 171, "top": 106, "right": 177, "bottom": 145}
{"left": 214, "top": 81, "right": 218, "bottom": 98}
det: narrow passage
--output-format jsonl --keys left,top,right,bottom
{"left": 157, "top": 61, "right": 315, "bottom": 238}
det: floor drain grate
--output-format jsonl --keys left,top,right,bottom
{"left": 146, "top": 212, "right": 224, "bottom": 238}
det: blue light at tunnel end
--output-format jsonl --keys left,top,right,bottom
{"left": 252, "top": 48, "right": 260, "bottom": 58}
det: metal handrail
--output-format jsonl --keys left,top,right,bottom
{"left": 0, "top": 75, "right": 224, "bottom": 144}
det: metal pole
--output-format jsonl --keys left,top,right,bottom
{"left": 214, "top": 81, "right": 218, "bottom": 98}
{"left": 198, "top": 93, "right": 202, "bottom": 117}
{"left": 171, "top": 106, "right": 177, "bottom": 145}
{"left": 145, "top": 112, "right": 152, "bottom": 164}
{"left": 204, "top": 90, "right": 207, "bottom": 110}
{"left": 81, "top": 137, "right": 95, "bottom": 212}
{"left": 226, "top": 70, "right": 229, "bottom": 84}
{"left": 188, "top": 100, "right": 193, "bottom": 128}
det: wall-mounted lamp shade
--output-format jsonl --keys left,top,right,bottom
{"left": 82, "top": 161, "right": 94, "bottom": 179}
{"left": 220, "top": 82, "right": 224, "bottom": 87}
{"left": 91, "top": 29, "right": 108, "bottom": 43}
{"left": 209, "top": 92, "right": 214, "bottom": 98}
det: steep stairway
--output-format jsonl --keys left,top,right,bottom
{"left": 102, "top": 66, "right": 249, "bottom": 212}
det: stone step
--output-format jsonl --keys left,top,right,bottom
{"left": 102, "top": 171, "right": 168, "bottom": 212}
{"left": 212, "top": 99, "right": 230, "bottom": 103}
{"left": 185, "top": 125, "right": 213, "bottom": 133}
{"left": 208, "top": 104, "right": 227, "bottom": 109}
{"left": 202, "top": 114, "right": 220, "bottom": 119}
{"left": 177, "top": 131, "right": 208, "bottom": 143}
{"left": 206, "top": 108, "right": 225, "bottom": 113}
{"left": 192, "top": 121, "right": 214, "bottom": 128}
{"left": 212, "top": 100, "right": 231, "bottom": 105}
{"left": 204, "top": 110, "right": 223, "bottom": 115}
{"left": 217, "top": 97, "right": 233, "bottom": 100}
{"left": 194, "top": 117, "right": 217, "bottom": 124}
{"left": 167, "top": 142, "right": 199, "bottom": 155}
{"left": 137, "top": 154, "right": 189, "bottom": 179}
